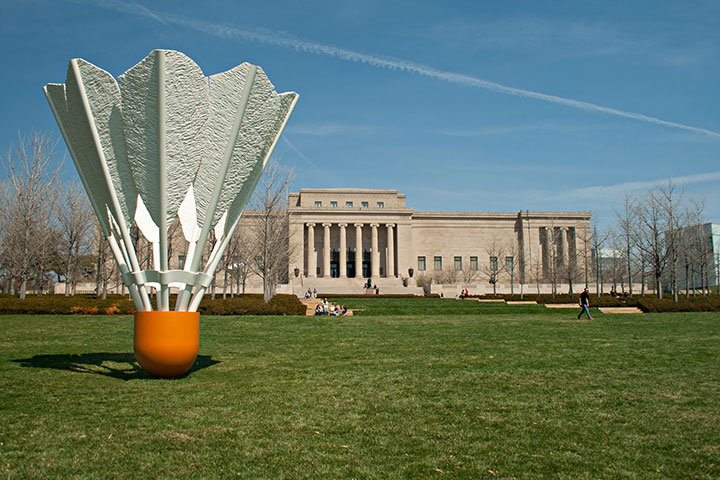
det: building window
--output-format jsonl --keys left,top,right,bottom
{"left": 470, "top": 256, "right": 478, "bottom": 270}
{"left": 314, "top": 201, "right": 322, "bottom": 207}
{"left": 490, "top": 256, "right": 498, "bottom": 272}
{"left": 178, "top": 255, "right": 186, "bottom": 268}
{"left": 361, "top": 201, "right": 369, "bottom": 208}
{"left": 506, "top": 256, "right": 514, "bottom": 271}
{"left": 346, "top": 201, "right": 353, "bottom": 208}
{"left": 434, "top": 256, "right": 442, "bottom": 271}
{"left": 330, "top": 201, "right": 337, "bottom": 208}
{"left": 377, "top": 201, "right": 384, "bottom": 208}
{"left": 418, "top": 256, "right": 426, "bottom": 271}
{"left": 454, "top": 256, "right": 462, "bottom": 271}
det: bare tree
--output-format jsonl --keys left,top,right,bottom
{"left": 460, "top": 258, "right": 481, "bottom": 285}
{"left": 615, "top": 194, "right": 636, "bottom": 296}
{"left": 89, "top": 217, "right": 121, "bottom": 299}
{"left": 415, "top": 272, "right": 433, "bottom": 294}
{"left": 634, "top": 181, "right": 685, "bottom": 300}
{"left": 0, "top": 132, "right": 62, "bottom": 298}
{"left": 249, "top": 161, "right": 295, "bottom": 303}
{"left": 503, "top": 241, "right": 520, "bottom": 296}
{"left": 221, "top": 222, "right": 256, "bottom": 297}
{"left": 56, "top": 180, "right": 94, "bottom": 296}
{"left": 590, "top": 218, "right": 609, "bottom": 296}
{"left": 560, "top": 232, "right": 580, "bottom": 298}
{"left": 481, "top": 238, "right": 504, "bottom": 296}
{"left": 545, "top": 225, "right": 560, "bottom": 298}
{"left": 432, "top": 266, "right": 458, "bottom": 285}
{"left": 576, "top": 226, "right": 592, "bottom": 288}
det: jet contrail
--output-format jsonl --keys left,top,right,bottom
{"left": 92, "top": 0, "right": 720, "bottom": 139}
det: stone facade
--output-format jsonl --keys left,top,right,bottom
{"left": 63, "top": 187, "right": 592, "bottom": 296}
{"left": 288, "top": 188, "right": 591, "bottom": 294}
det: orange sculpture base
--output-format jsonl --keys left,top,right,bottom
{"left": 134, "top": 311, "right": 200, "bottom": 378}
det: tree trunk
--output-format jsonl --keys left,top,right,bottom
{"left": 223, "top": 267, "right": 228, "bottom": 299}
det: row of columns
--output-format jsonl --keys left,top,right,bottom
{"left": 306, "top": 222, "right": 396, "bottom": 278}
{"left": 538, "top": 226, "right": 575, "bottom": 276}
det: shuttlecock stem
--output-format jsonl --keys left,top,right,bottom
{"left": 106, "top": 233, "right": 143, "bottom": 310}
{"left": 156, "top": 51, "right": 171, "bottom": 312}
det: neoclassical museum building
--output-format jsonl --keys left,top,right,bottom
{"left": 286, "top": 188, "right": 591, "bottom": 295}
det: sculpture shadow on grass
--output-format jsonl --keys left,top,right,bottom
{"left": 12, "top": 353, "right": 220, "bottom": 380}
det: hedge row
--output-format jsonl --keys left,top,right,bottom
{"left": 635, "top": 296, "right": 720, "bottom": 313}
{"left": 320, "top": 294, "right": 420, "bottom": 299}
{"left": 0, "top": 294, "right": 306, "bottom": 316}
{"left": 197, "top": 294, "right": 306, "bottom": 316}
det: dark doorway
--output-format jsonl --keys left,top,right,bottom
{"left": 330, "top": 250, "right": 339, "bottom": 278}
{"left": 362, "top": 250, "right": 371, "bottom": 278}
{"left": 347, "top": 251, "right": 356, "bottom": 278}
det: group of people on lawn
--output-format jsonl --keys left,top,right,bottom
{"left": 314, "top": 298, "right": 348, "bottom": 316}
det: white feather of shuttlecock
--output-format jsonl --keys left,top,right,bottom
{"left": 44, "top": 49, "right": 298, "bottom": 312}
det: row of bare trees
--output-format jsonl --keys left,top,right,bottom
{"left": 0, "top": 132, "right": 90, "bottom": 297}
{"left": 1, "top": 132, "right": 293, "bottom": 303}
{"left": 606, "top": 181, "right": 711, "bottom": 300}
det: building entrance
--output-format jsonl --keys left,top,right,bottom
{"left": 330, "top": 250, "right": 339, "bottom": 278}
{"left": 362, "top": 250, "right": 371, "bottom": 278}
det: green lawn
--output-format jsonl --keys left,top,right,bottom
{"left": 1, "top": 306, "right": 719, "bottom": 478}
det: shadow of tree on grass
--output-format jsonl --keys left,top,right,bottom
{"left": 12, "top": 353, "right": 220, "bottom": 380}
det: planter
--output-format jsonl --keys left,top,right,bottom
{"left": 134, "top": 311, "right": 199, "bottom": 378}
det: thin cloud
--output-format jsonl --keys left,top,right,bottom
{"left": 569, "top": 170, "right": 720, "bottom": 200}
{"left": 280, "top": 136, "right": 331, "bottom": 180}
{"left": 91, "top": 0, "right": 720, "bottom": 139}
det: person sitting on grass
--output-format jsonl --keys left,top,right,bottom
{"left": 577, "top": 287, "right": 593, "bottom": 320}
{"left": 314, "top": 305, "right": 323, "bottom": 316}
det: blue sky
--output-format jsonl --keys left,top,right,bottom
{"left": 1, "top": 0, "right": 718, "bottom": 227}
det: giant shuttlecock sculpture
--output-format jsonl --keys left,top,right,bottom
{"left": 44, "top": 50, "right": 298, "bottom": 377}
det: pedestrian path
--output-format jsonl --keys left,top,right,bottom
{"left": 599, "top": 307, "right": 643, "bottom": 314}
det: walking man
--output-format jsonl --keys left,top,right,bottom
{"left": 578, "top": 287, "right": 593, "bottom": 320}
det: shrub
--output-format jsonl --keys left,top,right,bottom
{"left": 0, "top": 293, "right": 305, "bottom": 316}
{"left": 321, "top": 294, "right": 421, "bottom": 299}
{"left": 0, "top": 295, "right": 136, "bottom": 315}
{"left": 105, "top": 304, "right": 121, "bottom": 315}
{"left": 636, "top": 296, "right": 720, "bottom": 313}
{"left": 197, "top": 294, "right": 305, "bottom": 316}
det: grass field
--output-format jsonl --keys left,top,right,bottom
{"left": 1, "top": 301, "right": 719, "bottom": 478}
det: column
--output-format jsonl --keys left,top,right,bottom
{"left": 540, "top": 227, "right": 550, "bottom": 280}
{"left": 339, "top": 223, "right": 347, "bottom": 278}
{"left": 386, "top": 224, "right": 395, "bottom": 277}
{"left": 371, "top": 223, "right": 380, "bottom": 278}
{"left": 528, "top": 220, "right": 541, "bottom": 283}
{"left": 306, "top": 223, "right": 316, "bottom": 277}
{"left": 323, "top": 223, "right": 331, "bottom": 278}
{"left": 559, "top": 227, "right": 568, "bottom": 268}
{"left": 355, "top": 223, "right": 363, "bottom": 278}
